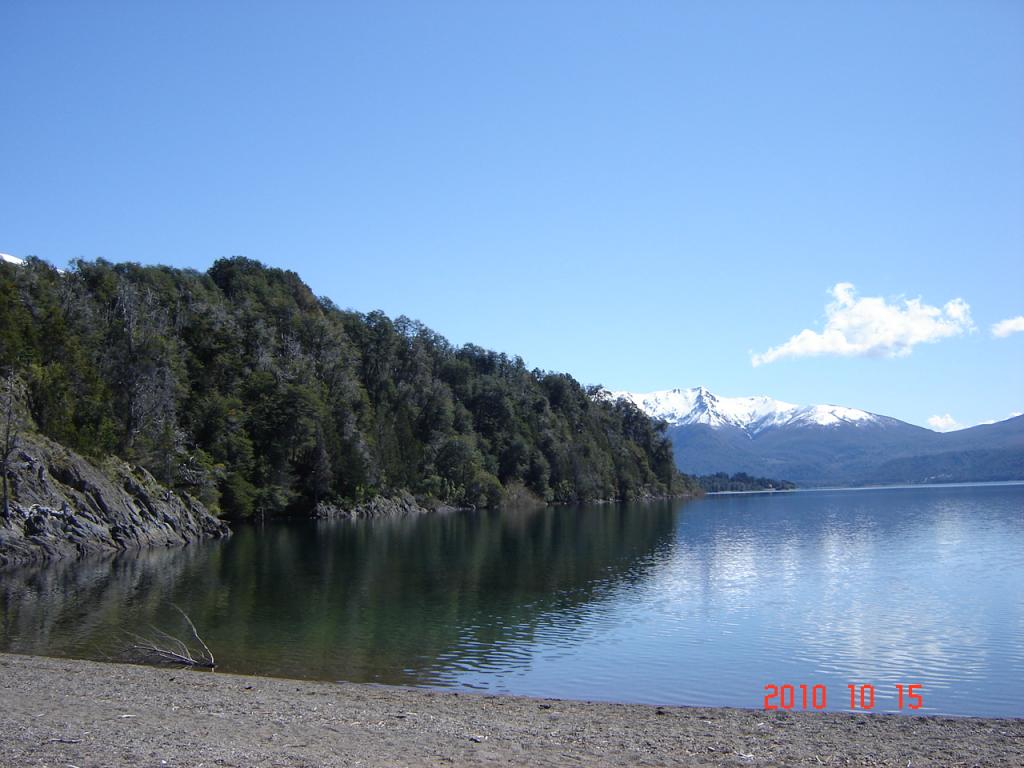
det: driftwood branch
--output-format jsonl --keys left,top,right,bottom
{"left": 129, "top": 605, "right": 215, "bottom": 668}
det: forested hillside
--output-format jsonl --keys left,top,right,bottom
{"left": 1, "top": 257, "right": 694, "bottom": 518}
{"left": 695, "top": 473, "right": 797, "bottom": 493}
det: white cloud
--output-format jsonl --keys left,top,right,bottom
{"left": 991, "top": 315, "right": 1024, "bottom": 338}
{"left": 751, "top": 283, "right": 974, "bottom": 367}
{"left": 927, "top": 414, "right": 962, "bottom": 432}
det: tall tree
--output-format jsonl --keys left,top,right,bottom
{"left": 1, "top": 373, "right": 23, "bottom": 518}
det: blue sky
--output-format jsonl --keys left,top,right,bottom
{"left": 1, "top": 1, "right": 1021, "bottom": 430}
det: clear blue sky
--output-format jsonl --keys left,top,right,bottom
{"left": 2, "top": 1, "right": 1022, "bottom": 430}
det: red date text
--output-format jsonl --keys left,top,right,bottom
{"left": 763, "top": 683, "right": 923, "bottom": 711}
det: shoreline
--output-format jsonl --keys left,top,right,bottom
{"left": 1, "top": 653, "right": 1020, "bottom": 767}
{"left": 706, "top": 479, "right": 1024, "bottom": 496}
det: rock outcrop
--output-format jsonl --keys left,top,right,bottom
{"left": 311, "top": 490, "right": 462, "bottom": 519}
{"left": 0, "top": 432, "right": 230, "bottom": 568}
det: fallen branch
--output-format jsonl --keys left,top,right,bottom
{"left": 129, "top": 605, "right": 215, "bottom": 668}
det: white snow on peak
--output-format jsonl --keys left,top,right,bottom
{"left": 0, "top": 252, "right": 64, "bottom": 274}
{"left": 611, "top": 386, "right": 882, "bottom": 436}
{"left": 792, "top": 404, "right": 878, "bottom": 427}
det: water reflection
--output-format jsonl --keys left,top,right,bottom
{"left": 2, "top": 485, "right": 1022, "bottom": 716}
{"left": 630, "top": 486, "right": 1024, "bottom": 715}
{"left": 1, "top": 502, "right": 679, "bottom": 686}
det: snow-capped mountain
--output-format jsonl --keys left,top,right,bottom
{"left": 611, "top": 386, "right": 885, "bottom": 437}
{"left": 613, "top": 387, "right": 1023, "bottom": 486}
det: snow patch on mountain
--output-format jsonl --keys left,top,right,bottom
{"left": 1, "top": 252, "right": 64, "bottom": 274}
{"left": 612, "top": 386, "right": 883, "bottom": 436}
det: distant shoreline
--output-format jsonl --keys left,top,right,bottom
{"left": 705, "top": 479, "right": 1024, "bottom": 496}
{"left": 1, "top": 653, "right": 1020, "bottom": 767}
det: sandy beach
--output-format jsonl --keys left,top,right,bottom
{"left": 0, "top": 653, "right": 1021, "bottom": 767}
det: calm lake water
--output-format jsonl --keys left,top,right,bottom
{"left": 2, "top": 484, "right": 1022, "bottom": 717}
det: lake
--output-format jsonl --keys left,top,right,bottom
{"left": 2, "top": 483, "right": 1022, "bottom": 717}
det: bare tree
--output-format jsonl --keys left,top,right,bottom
{"left": 114, "top": 280, "right": 176, "bottom": 456}
{"left": 1, "top": 373, "right": 22, "bottom": 519}
{"left": 129, "top": 605, "right": 216, "bottom": 668}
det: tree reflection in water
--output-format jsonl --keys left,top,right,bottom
{"left": 0, "top": 501, "right": 679, "bottom": 685}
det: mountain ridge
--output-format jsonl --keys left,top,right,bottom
{"left": 611, "top": 386, "right": 902, "bottom": 437}
{"left": 614, "top": 387, "right": 1023, "bottom": 486}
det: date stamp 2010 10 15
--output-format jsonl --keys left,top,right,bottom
{"left": 763, "top": 683, "right": 924, "bottom": 711}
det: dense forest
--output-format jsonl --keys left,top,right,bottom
{"left": 0, "top": 257, "right": 697, "bottom": 518}
{"left": 695, "top": 473, "right": 797, "bottom": 493}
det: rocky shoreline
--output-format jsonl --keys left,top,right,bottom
{"left": 0, "top": 432, "right": 229, "bottom": 568}
{"left": 0, "top": 427, "right": 698, "bottom": 568}
{"left": 0, "top": 653, "right": 1021, "bottom": 767}
{"left": 311, "top": 489, "right": 467, "bottom": 519}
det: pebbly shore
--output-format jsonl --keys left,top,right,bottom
{"left": 0, "top": 653, "right": 1021, "bottom": 767}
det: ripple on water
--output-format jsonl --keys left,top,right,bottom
{"left": 1, "top": 486, "right": 1021, "bottom": 716}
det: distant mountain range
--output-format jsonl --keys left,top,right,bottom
{"left": 612, "top": 387, "right": 1024, "bottom": 487}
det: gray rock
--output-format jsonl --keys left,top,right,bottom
{"left": 311, "top": 490, "right": 464, "bottom": 520}
{"left": 1, "top": 432, "right": 229, "bottom": 568}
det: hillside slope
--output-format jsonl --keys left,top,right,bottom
{"left": 0, "top": 257, "right": 695, "bottom": 519}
